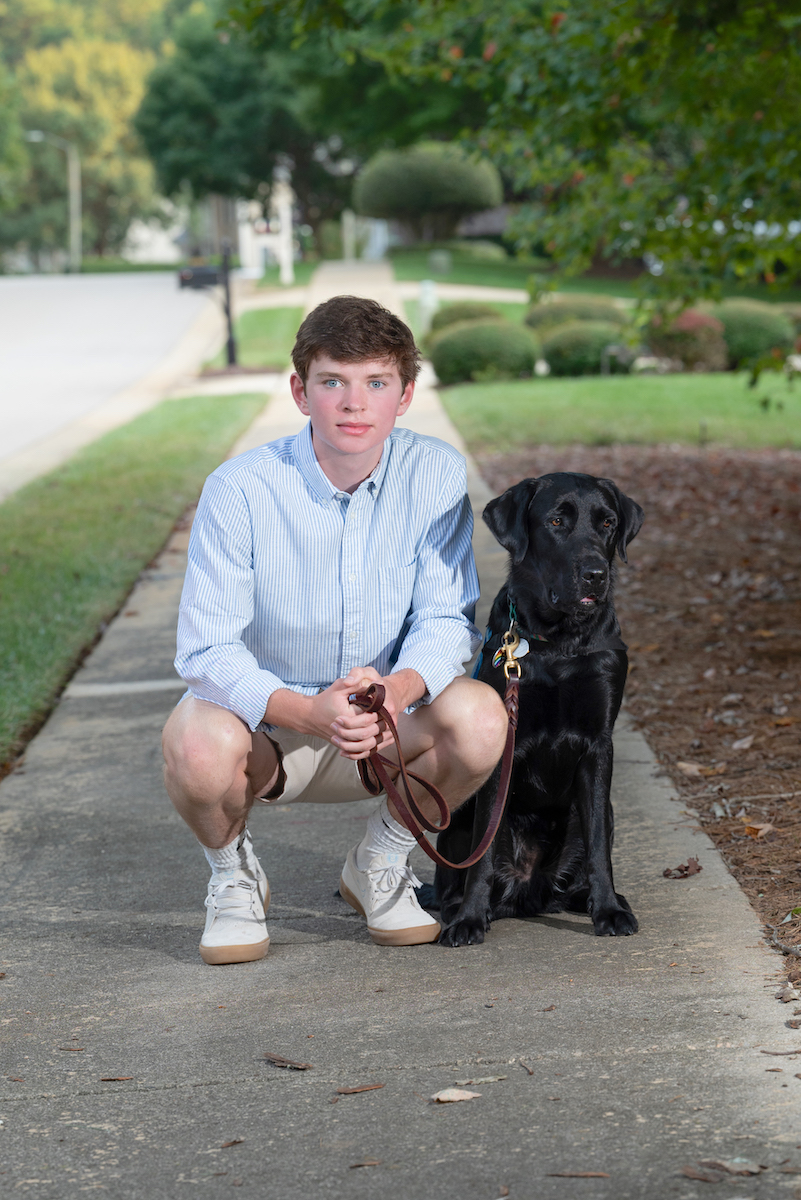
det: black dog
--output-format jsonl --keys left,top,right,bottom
{"left": 436, "top": 472, "right": 644, "bottom": 947}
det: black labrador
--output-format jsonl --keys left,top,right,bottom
{"left": 436, "top": 472, "right": 644, "bottom": 947}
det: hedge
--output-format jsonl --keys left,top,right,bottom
{"left": 430, "top": 320, "right": 539, "bottom": 385}
{"left": 712, "top": 299, "right": 795, "bottom": 367}
{"left": 525, "top": 297, "right": 627, "bottom": 333}
{"left": 541, "top": 321, "right": 629, "bottom": 376}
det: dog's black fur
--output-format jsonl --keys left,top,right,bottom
{"left": 436, "top": 472, "right": 644, "bottom": 947}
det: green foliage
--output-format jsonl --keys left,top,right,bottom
{"left": 646, "top": 309, "right": 728, "bottom": 371}
{"left": 542, "top": 321, "right": 629, "bottom": 376}
{"left": 0, "top": 391, "right": 266, "bottom": 769}
{"left": 525, "top": 298, "right": 628, "bottom": 333}
{"left": 353, "top": 141, "right": 502, "bottom": 241}
{"left": 430, "top": 319, "right": 538, "bottom": 385}
{"left": 439, "top": 371, "right": 801, "bottom": 453}
{"left": 0, "top": 1, "right": 175, "bottom": 259}
{"left": 429, "top": 301, "right": 501, "bottom": 334}
{"left": 712, "top": 299, "right": 795, "bottom": 367}
{"left": 240, "top": 0, "right": 801, "bottom": 304}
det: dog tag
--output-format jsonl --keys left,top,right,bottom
{"left": 492, "top": 639, "right": 530, "bottom": 668}
{"left": 514, "top": 639, "right": 529, "bottom": 658}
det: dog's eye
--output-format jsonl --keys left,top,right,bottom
{"left": 603, "top": 518, "right": 614, "bottom": 528}
{"left": 551, "top": 518, "right": 561, "bottom": 526}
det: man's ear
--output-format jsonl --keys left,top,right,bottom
{"left": 598, "top": 479, "right": 645, "bottom": 562}
{"left": 483, "top": 478, "right": 543, "bottom": 565}
{"left": 290, "top": 371, "right": 310, "bottom": 415}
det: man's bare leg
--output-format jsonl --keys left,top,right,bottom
{"left": 162, "top": 698, "right": 280, "bottom": 848}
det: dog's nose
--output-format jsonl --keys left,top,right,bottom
{"left": 581, "top": 567, "right": 607, "bottom": 588}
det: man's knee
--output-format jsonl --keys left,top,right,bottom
{"left": 162, "top": 700, "right": 252, "bottom": 801}
{"left": 431, "top": 677, "right": 508, "bottom": 767}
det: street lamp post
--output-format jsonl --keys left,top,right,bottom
{"left": 25, "top": 130, "right": 82, "bottom": 272}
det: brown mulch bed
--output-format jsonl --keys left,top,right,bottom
{"left": 476, "top": 443, "right": 801, "bottom": 982}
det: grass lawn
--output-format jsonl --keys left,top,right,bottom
{"left": 207, "top": 305, "right": 303, "bottom": 370}
{"left": 0, "top": 392, "right": 267, "bottom": 772}
{"left": 440, "top": 371, "right": 801, "bottom": 453}
{"left": 257, "top": 260, "right": 316, "bottom": 289}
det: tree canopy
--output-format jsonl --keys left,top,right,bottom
{"left": 232, "top": 0, "right": 801, "bottom": 300}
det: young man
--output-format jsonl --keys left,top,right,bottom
{"left": 162, "top": 295, "right": 508, "bottom": 964}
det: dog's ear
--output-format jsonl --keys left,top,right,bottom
{"left": 598, "top": 479, "right": 644, "bottom": 562}
{"left": 483, "top": 478, "right": 543, "bottom": 564}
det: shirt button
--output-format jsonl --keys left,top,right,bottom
{"left": 348, "top": 573, "right": 356, "bottom": 582}
{"left": 350, "top": 632, "right": 357, "bottom": 640}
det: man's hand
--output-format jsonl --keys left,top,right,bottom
{"left": 264, "top": 667, "right": 426, "bottom": 760}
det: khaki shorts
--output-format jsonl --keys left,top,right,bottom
{"left": 256, "top": 726, "right": 367, "bottom": 805}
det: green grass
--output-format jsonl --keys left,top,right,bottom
{"left": 0, "top": 392, "right": 268, "bottom": 770}
{"left": 80, "top": 258, "right": 177, "bottom": 273}
{"left": 257, "top": 260, "right": 316, "bottom": 289}
{"left": 207, "top": 306, "right": 303, "bottom": 370}
{"left": 390, "top": 249, "right": 538, "bottom": 291}
{"left": 440, "top": 371, "right": 801, "bottom": 453}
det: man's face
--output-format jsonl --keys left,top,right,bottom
{"left": 290, "top": 354, "right": 414, "bottom": 471}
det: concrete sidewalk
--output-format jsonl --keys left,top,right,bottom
{"left": 0, "top": 262, "right": 798, "bottom": 1199}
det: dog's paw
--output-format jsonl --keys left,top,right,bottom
{"left": 592, "top": 907, "right": 639, "bottom": 937}
{"left": 439, "top": 915, "right": 489, "bottom": 948}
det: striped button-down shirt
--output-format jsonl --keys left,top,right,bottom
{"left": 175, "top": 421, "right": 481, "bottom": 731}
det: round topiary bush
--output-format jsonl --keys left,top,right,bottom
{"left": 429, "top": 302, "right": 502, "bottom": 335}
{"left": 541, "top": 321, "right": 628, "bottom": 376}
{"left": 711, "top": 299, "right": 795, "bottom": 367}
{"left": 525, "top": 297, "right": 627, "bottom": 333}
{"left": 430, "top": 320, "right": 539, "bottom": 385}
{"left": 646, "top": 309, "right": 728, "bottom": 371}
{"left": 353, "top": 142, "right": 503, "bottom": 241}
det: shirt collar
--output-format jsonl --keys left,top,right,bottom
{"left": 292, "top": 421, "right": 391, "bottom": 505}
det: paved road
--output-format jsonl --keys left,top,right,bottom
{"left": 0, "top": 262, "right": 797, "bottom": 1197}
{"left": 0, "top": 272, "right": 210, "bottom": 464}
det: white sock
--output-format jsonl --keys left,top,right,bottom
{"left": 201, "top": 827, "right": 254, "bottom": 875}
{"left": 356, "top": 797, "right": 417, "bottom": 869}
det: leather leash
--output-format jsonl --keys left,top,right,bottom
{"left": 348, "top": 632, "right": 520, "bottom": 870}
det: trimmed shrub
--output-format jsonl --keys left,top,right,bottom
{"left": 447, "top": 238, "right": 507, "bottom": 260}
{"left": 712, "top": 299, "right": 795, "bottom": 367}
{"left": 542, "top": 321, "right": 629, "bottom": 376}
{"left": 353, "top": 142, "right": 503, "bottom": 241}
{"left": 430, "top": 302, "right": 502, "bottom": 335}
{"left": 646, "top": 309, "right": 728, "bottom": 371}
{"left": 430, "top": 320, "right": 539, "bottom": 385}
{"left": 780, "top": 303, "right": 801, "bottom": 335}
{"left": 525, "top": 297, "right": 627, "bottom": 333}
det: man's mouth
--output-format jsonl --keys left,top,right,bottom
{"left": 339, "top": 423, "right": 371, "bottom": 435}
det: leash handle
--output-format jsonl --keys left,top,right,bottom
{"left": 348, "top": 681, "right": 517, "bottom": 871}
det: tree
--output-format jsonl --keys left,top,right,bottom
{"left": 354, "top": 141, "right": 502, "bottom": 240}
{"left": 1, "top": 37, "right": 158, "bottom": 258}
{"left": 232, "top": 0, "right": 801, "bottom": 302}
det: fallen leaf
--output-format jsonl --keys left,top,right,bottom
{"left": 775, "top": 716, "right": 795, "bottom": 726}
{"left": 100, "top": 1076, "right": 133, "bottom": 1082}
{"left": 8, "top": 1077, "right": 24, "bottom": 1082}
{"left": 454, "top": 1076, "right": 507, "bottom": 1085}
{"left": 701, "top": 762, "right": 728, "bottom": 776}
{"left": 221, "top": 1139, "right": 244, "bottom": 1148}
{"left": 431, "top": 1088, "right": 481, "bottom": 1103}
{"left": 349, "top": 1160, "right": 381, "bottom": 1169}
{"left": 775, "top": 987, "right": 801, "bottom": 1003}
{"left": 681, "top": 1165, "right": 723, "bottom": 1182}
{"left": 58, "top": 1046, "right": 84, "bottom": 1052}
{"left": 699, "top": 1157, "right": 764, "bottom": 1175}
{"left": 766, "top": 1067, "right": 784, "bottom": 1072}
{"left": 745, "top": 822, "right": 775, "bottom": 839}
{"left": 663, "top": 858, "right": 702, "bottom": 879}
{"left": 677, "top": 760, "right": 703, "bottom": 778}
{"left": 263, "top": 1052, "right": 312, "bottom": 1070}
{"left": 755, "top": 628, "right": 777, "bottom": 638}
{"left": 336, "top": 1083, "right": 385, "bottom": 1095}
{"left": 0, "top": 972, "right": 6, "bottom": 979}
{"left": 786, "top": 1019, "right": 801, "bottom": 1030}
{"left": 542, "top": 1004, "right": 556, "bottom": 1012}
{"left": 732, "top": 735, "right": 755, "bottom": 751}
{"left": 547, "top": 1171, "right": 611, "bottom": 1178}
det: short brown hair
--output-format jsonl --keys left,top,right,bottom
{"left": 292, "top": 295, "right": 421, "bottom": 389}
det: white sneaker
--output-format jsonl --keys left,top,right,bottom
{"left": 199, "top": 858, "right": 270, "bottom": 965}
{"left": 339, "top": 846, "right": 440, "bottom": 946}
